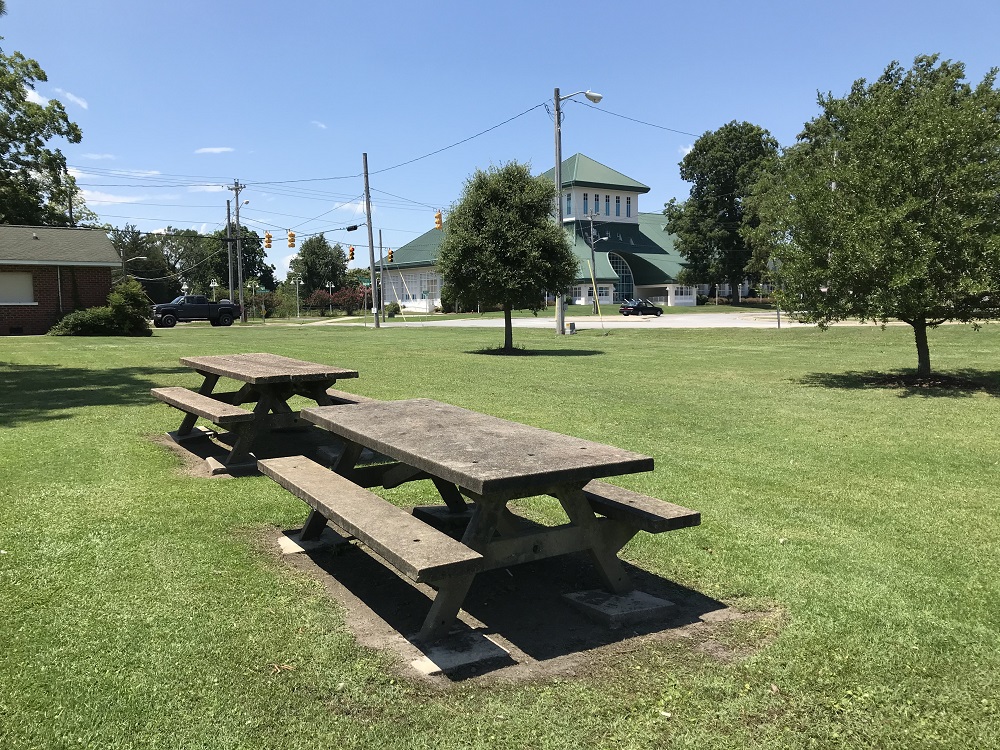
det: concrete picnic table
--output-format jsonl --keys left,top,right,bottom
{"left": 151, "top": 353, "right": 359, "bottom": 472}
{"left": 259, "top": 398, "right": 700, "bottom": 641}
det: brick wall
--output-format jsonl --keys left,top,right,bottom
{"left": 0, "top": 265, "right": 114, "bottom": 335}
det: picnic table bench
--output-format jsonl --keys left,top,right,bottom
{"left": 152, "top": 353, "right": 359, "bottom": 473}
{"left": 260, "top": 398, "right": 700, "bottom": 641}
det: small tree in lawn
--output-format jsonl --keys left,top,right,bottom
{"left": 438, "top": 161, "right": 578, "bottom": 352}
{"left": 748, "top": 55, "right": 1000, "bottom": 378}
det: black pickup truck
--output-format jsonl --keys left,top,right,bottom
{"left": 151, "top": 295, "right": 241, "bottom": 328}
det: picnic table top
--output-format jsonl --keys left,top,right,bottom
{"left": 179, "top": 353, "right": 358, "bottom": 385}
{"left": 301, "top": 398, "right": 654, "bottom": 497}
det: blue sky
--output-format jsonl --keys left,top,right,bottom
{"left": 4, "top": 0, "right": 998, "bottom": 281}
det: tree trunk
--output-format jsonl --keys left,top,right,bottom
{"left": 503, "top": 304, "right": 513, "bottom": 352}
{"left": 912, "top": 319, "right": 931, "bottom": 377}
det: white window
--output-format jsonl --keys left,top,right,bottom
{"left": 605, "top": 195, "right": 610, "bottom": 216}
{"left": 565, "top": 193, "right": 572, "bottom": 217}
{"left": 615, "top": 196, "right": 621, "bottom": 217}
{"left": 583, "top": 193, "right": 588, "bottom": 215}
{"left": 626, "top": 196, "right": 631, "bottom": 218}
{"left": 0, "top": 272, "right": 35, "bottom": 304}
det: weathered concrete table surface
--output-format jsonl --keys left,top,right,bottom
{"left": 300, "top": 398, "right": 656, "bottom": 639}
{"left": 161, "top": 353, "right": 359, "bottom": 469}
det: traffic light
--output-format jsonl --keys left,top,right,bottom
{"left": 264, "top": 231, "right": 272, "bottom": 249}
{"left": 387, "top": 248, "right": 394, "bottom": 263}
{"left": 348, "top": 246, "right": 355, "bottom": 261}
{"left": 434, "top": 210, "right": 443, "bottom": 230}
{"left": 287, "top": 230, "right": 296, "bottom": 248}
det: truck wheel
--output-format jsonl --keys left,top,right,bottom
{"left": 161, "top": 314, "right": 177, "bottom": 328}
{"left": 218, "top": 313, "right": 233, "bottom": 327}
{"left": 153, "top": 320, "right": 163, "bottom": 328}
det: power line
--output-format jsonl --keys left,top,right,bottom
{"left": 576, "top": 99, "right": 701, "bottom": 137}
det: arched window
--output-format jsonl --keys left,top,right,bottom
{"left": 609, "top": 252, "right": 635, "bottom": 302}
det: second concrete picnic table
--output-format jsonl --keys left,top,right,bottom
{"left": 152, "top": 353, "right": 359, "bottom": 473}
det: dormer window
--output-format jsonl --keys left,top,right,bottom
{"left": 565, "top": 193, "right": 572, "bottom": 217}
{"left": 583, "top": 193, "right": 588, "bottom": 215}
{"left": 626, "top": 196, "right": 632, "bottom": 218}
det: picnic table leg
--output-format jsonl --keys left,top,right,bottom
{"left": 221, "top": 390, "right": 280, "bottom": 466}
{"left": 416, "top": 574, "right": 475, "bottom": 642}
{"left": 556, "top": 485, "right": 634, "bottom": 595}
{"left": 178, "top": 373, "right": 220, "bottom": 435}
{"left": 299, "top": 508, "right": 329, "bottom": 541}
{"left": 431, "top": 478, "right": 468, "bottom": 513}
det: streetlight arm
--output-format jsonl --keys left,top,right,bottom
{"left": 558, "top": 89, "right": 603, "bottom": 104}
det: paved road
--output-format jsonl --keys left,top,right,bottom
{"left": 370, "top": 310, "right": 795, "bottom": 329}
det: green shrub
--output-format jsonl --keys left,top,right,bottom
{"left": 385, "top": 301, "right": 401, "bottom": 317}
{"left": 48, "top": 278, "right": 152, "bottom": 336}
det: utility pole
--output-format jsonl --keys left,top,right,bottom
{"left": 362, "top": 153, "right": 379, "bottom": 328}
{"left": 229, "top": 180, "right": 247, "bottom": 322}
{"left": 225, "top": 200, "right": 234, "bottom": 298}
{"left": 553, "top": 87, "right": 565, "bottom": 335}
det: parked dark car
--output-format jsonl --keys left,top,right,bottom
{"left": 151, "top": 295, "right": 240, "bottom": 328}
{"left": 619, "top": 298, "right": 663, "bottom": 317}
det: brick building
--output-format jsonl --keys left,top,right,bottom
{"left": 0, "top": 225, "right": 121, "bottom": 335}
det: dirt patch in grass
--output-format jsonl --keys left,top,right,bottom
{"left": 256, "top": 526, "right": 784, "bottom": 687}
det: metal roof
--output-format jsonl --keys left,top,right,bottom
{"left": 540, "top": 153, "right": 651, "bottom": 193}
{"left": 0, "top": 225, "right": 120, "bottom": 266}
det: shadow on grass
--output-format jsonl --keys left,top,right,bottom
{"left": 301, "top": 540, "right": 727, "bottom": 680}
{"left": 0, "top": 363, "right": 187, "bottom": 427}
{"left": 466, "top": 348, "right": 604, "bottom": 357}
{"left": 798, "top": 369, "right": 1000, "bottom": 398}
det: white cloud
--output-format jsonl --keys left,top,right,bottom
{"left": 188, "top": 185, "right": 227, "bottom": 193}
{"left": 55, "top": 88, "right": 88, "bottom": 109}
{"left": 195, "top": 147, "right": 234, "bottom": 154}
{"left": 310, "top": 120, "right": 327, "bottom": 130}
{"left": 25, "top": 88, "right": 46, "bottom": 105}
{"left": 81, "top": 190, "right": 146, "bottom": 205}
{"left": 81, "top": 153, "right": 115, "bottom": 160}
{"left": 679, "top": 144, "right": 694, "bottom": 156}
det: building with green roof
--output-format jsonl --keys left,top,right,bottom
{"left": 383, "top": 154, "right": 696, "bottom": 311}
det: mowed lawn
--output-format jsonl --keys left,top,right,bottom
{"left": 1, "top": 322, "right": 998, "bottom": 749}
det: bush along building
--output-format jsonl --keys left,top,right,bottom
{"left": 384, "top": 154, "right": 696, "bottom": 312}
{"left": 0, "top": 225, "right": 121, "bottom": 335}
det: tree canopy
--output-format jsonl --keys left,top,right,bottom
{"left": 437, "top": 161, "right": 577, "bottom": 351}
{"left": 663, "top": 121, "right": 779, "bottom": 295}
{"left": 0, "top": 44, "right": 87, "bottom": 226}
{"left": 288, "top": 233, "right": 348, "bottom": 295}
{"left": 748, "top": 55, "right": 1000, "bottom": 376}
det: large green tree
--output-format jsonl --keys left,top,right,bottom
{"left": 748, "top": 55, "right": 1000, "bottom": 377}
{"left": 438, "top": 161, "right": 577, "bottom": 352}
{"left": 664, "top": 121, "right": 779, "bottom": 297}
{"left": 288, "top": 233, "right": 348, "bottom": 294}
{"left": 0, "top": 44, "right": 85, "bottom": 225}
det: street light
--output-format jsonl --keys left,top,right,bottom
{"left": 291, "top": 275, "right": 301, "bottom": 318}
{"left": 553, "top": 87, "right": 603, "bottom": 334}
{"left": 210, "top": 279, "right": 218, "bottom": 301}
{"left": 181, "top": 282, "right": 189, "bottom": 294}
{"left": 325, "top": 280, "right": 335, "bottom": 315}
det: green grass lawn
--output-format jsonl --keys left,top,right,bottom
{"left": 2, "top": 323, "right": 998, "bottom": 748}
